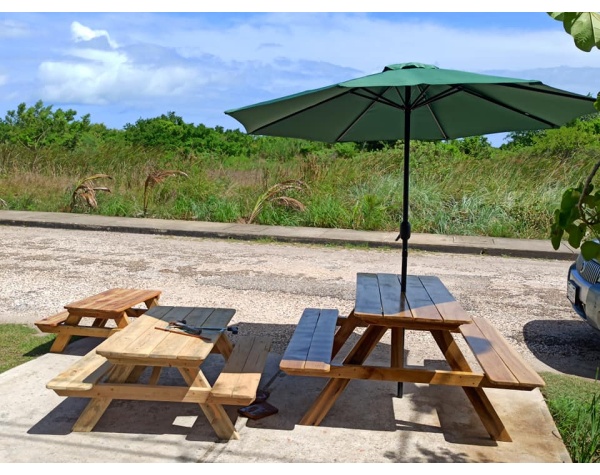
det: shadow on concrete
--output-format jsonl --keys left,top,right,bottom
{"left": 523, "top": 319, "right": 600, "bottom": 379}
{"left": 29, "top": 322, "right": 519, "bottom": 448}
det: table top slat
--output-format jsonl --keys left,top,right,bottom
{"left": 95, "top": 306, "right": 234, "bottom": 364}
{"left": 355, "top": 273, "right": 383, "bottom": 317}
{"left": 377, "top": 273, "right": 411, "bottom": 317}
{"left": 419, "top": 276, "right": 472, "bottom": 325}
{"left": 176, "top": 308, "right": 235, "bottom": 361}
{"left": 120, "top": 307, "right": 194, "bottom": 358}
{"left": 64, "top": 288, "right": 161, "bottom": 316}
{"left": 403, "top": 276, "right": 443, "bottom": 322}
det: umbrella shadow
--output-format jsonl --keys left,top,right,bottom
{"left": 523, "top": 319, "right": 600, "bottom": 379}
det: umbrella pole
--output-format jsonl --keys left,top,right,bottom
{"left": 397, "top": 87, "right": 412, "bottom": 398}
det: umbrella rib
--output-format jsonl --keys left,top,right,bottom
{"left": 337, "top": 87, "right": 394, "bottom": 141}
{"left": 499, "top": 82, "right": 596, "bottom": 101}
{"left": 460, "top": 86, "right": 559, "bottom": 127}
{"left": 417, "top": 85, "right": 449, "bottom": 140}
{"left": 416, "top": 86, "right": 462, "bottom": 109}
{"left": 350, "top": 88, "right": 405, "bottom": 110}
{"left": 248, "top": 88, "right": 355, "bottom": 135}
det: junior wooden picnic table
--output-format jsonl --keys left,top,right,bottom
{"left": 35, "top": 288, "right": 161, "bottom": 353}
{"left": 46, "top": 306, "right": 271, "bottom": 440}
{"left": 280, "top": 273, "right": 545, "bottom": 442}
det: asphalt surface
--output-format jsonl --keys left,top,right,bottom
{"left": 0, "top": 210, "right": 592, "bottom": 463}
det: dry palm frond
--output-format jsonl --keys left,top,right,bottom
{"left": 0, "top": 198, "right": 7, "bottom": 209}
{"left": 143, "top": 169, "right": 188, "bottom": 217}
{"left": 70, "top": 174, "right": 113, "bottom": 211}
{"left": 245, "top": 179, "right": 309, "bottom": 224}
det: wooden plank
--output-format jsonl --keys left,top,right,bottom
{"left": 121, "top": 307, "right": 193, "bottom": 359}
{"left": 404, "top": 276, "right": 443, "bottom": 322}
{"left": 47, "top": 349, "right": 113, "bottom": 392}
{"left": 65, "top": 288, "right": 162, "bottom": 317}
{"left": 209, "top": 336, "right": 271, "bottom": 405}
{"left": 460, "top": 317, "right": 520, "bottom": 386}
{"left": 305, "top": 309, "right": 338, "bottom": 371}
{"left": 35, "top": 310, "right": 70, "bottom": 329}
{"left": 54, "top": 383, "right": 211, "bottom": 403}
{"left": 179, "top": 308, "right": 236, "bottom": 361}
{"left": 378, "top": 274, "right": 412, "bottom": 318}
{"left": 354, "top": 273, "right": 383, "bottom": 317}
{"left": 179, "top": 367, "right": 239, "bottom": 440}
{"left": 469, "top": 317, "right": 545, "bottom": 388}
{"left": 284, "top": 363, "right": 485, "bottom": 386}
{"left": 419, "top": 276, "right": 472, "bottom": 325}
{"left": 280, "top": 308, "right": 320, "bottom": 371}
{"left": 95, "top": 306, "right": 173, "bottom": 358}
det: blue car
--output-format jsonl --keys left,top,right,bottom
{"left": 568, "top": 253, "right": 600, "bottom": 332}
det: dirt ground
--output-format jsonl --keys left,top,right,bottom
{"left": 1, "top": 224, "right": 599, "bottom": 380}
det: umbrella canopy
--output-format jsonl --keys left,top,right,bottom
{"left": 225, "top": 62, "right": 597, "bottom": 292}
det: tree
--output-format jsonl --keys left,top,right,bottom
{"left": 1, "top": 100, "right": 91, "bottom": 152}
{"left": 549, "top": 12, "right": 600, "bottom": 259}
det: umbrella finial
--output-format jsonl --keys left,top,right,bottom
{"left": 383, "top": 63, "right": 438, "bottom": 72}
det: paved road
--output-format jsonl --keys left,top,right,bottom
{"left": 1, "top": 224, "right": 599, "bottom": 379}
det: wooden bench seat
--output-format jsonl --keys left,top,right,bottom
{"left": 49, "top": 336, "right": 272, "bottom": 406}
{"left": 47, "top": 349, "right": 113, "bottom": 393}
{"left": 207, "top": 335, "right": 272, "bottom": 406}
{"left": 280, "top": 308, "right": 339, "bottom": 374}
{"left": 460, "top": 316, "right": 545, "bottom": 390}
{"left": 35, "top": 310, "right": 70, "bottom": 333}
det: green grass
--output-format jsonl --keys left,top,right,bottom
{"left": 3, "top": 142, "right": 598, "bottom": 240}
{"left": 540, "top": 371, "right": 600, "bottom": 463}
{"left": 0, "top": 324, "right": 56, "bottom": 373}
{"left": 1, "top": 323, "right": 598, "bottom": 462}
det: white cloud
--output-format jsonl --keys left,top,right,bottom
{"left": 71, "top": 21, "right": 118, "bottom": 49}
{"left": 38, "top": 57, "right": 202, "bottom": 105}
{"left": 0, "top": 75, "right": 7, "bottom": 87}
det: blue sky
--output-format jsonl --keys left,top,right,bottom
{"left": 1, "top": 6, "right": 600, "bottom": 146}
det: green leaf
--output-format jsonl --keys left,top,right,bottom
{"left": 566, "top": 223, "right": 585, "bottom": 248}
{"left": 560, "top": 187, "right": 581, "bottom": 212}
{"left": 581, "top": 240, "right": 600, "bottom": 260}
{"left": 550, "top": 223, "right": 564, "bottom": 250}
{"left": 549, "top": 12, "right": 600, "bottom": 52}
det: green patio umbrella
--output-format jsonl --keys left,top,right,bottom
{"left": 225, "top": 62, "right": 597, "bottom": 293}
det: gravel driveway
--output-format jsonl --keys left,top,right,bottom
{"left": 1, "top": 224, "right": 599, "bottom": 379}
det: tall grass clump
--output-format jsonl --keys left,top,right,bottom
{"left": 541, "top": 371, "right": 600, "bottom": 463}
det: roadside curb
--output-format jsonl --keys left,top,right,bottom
{"left": 0, "top": 210, "right": 577, "bottom": 261}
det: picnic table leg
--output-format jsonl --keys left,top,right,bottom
{"left": 214, "top": 333, "right": 234, "bottom": 360}
{"left": 144, "top": 296, "right": 160, "bottom": 309}
{"left": 179, "top": 367, "right": 239, "bottom": 441}
{"left": 430, "top": 330, "right": 512, "bottom": 442}
{"left": 391, "top": 327, "right": 405, "bottom": 397}
{"left": 49, "top": 313, "right": 82, "bottom": 353}
{"left": 300, "top": 325, "right": 387, "bottom": 426}
{"left": 331, "top": 309, "right": 360, "bottom": 357}
{"left": 72, "top": 364, "right": 136, "bottom": 432}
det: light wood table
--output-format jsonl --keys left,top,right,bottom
{"left": 41, "top": 288, "right": 161, "bottom": 353}
{"left": 48, "top": 306, "right": 270, "bottom": 440}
